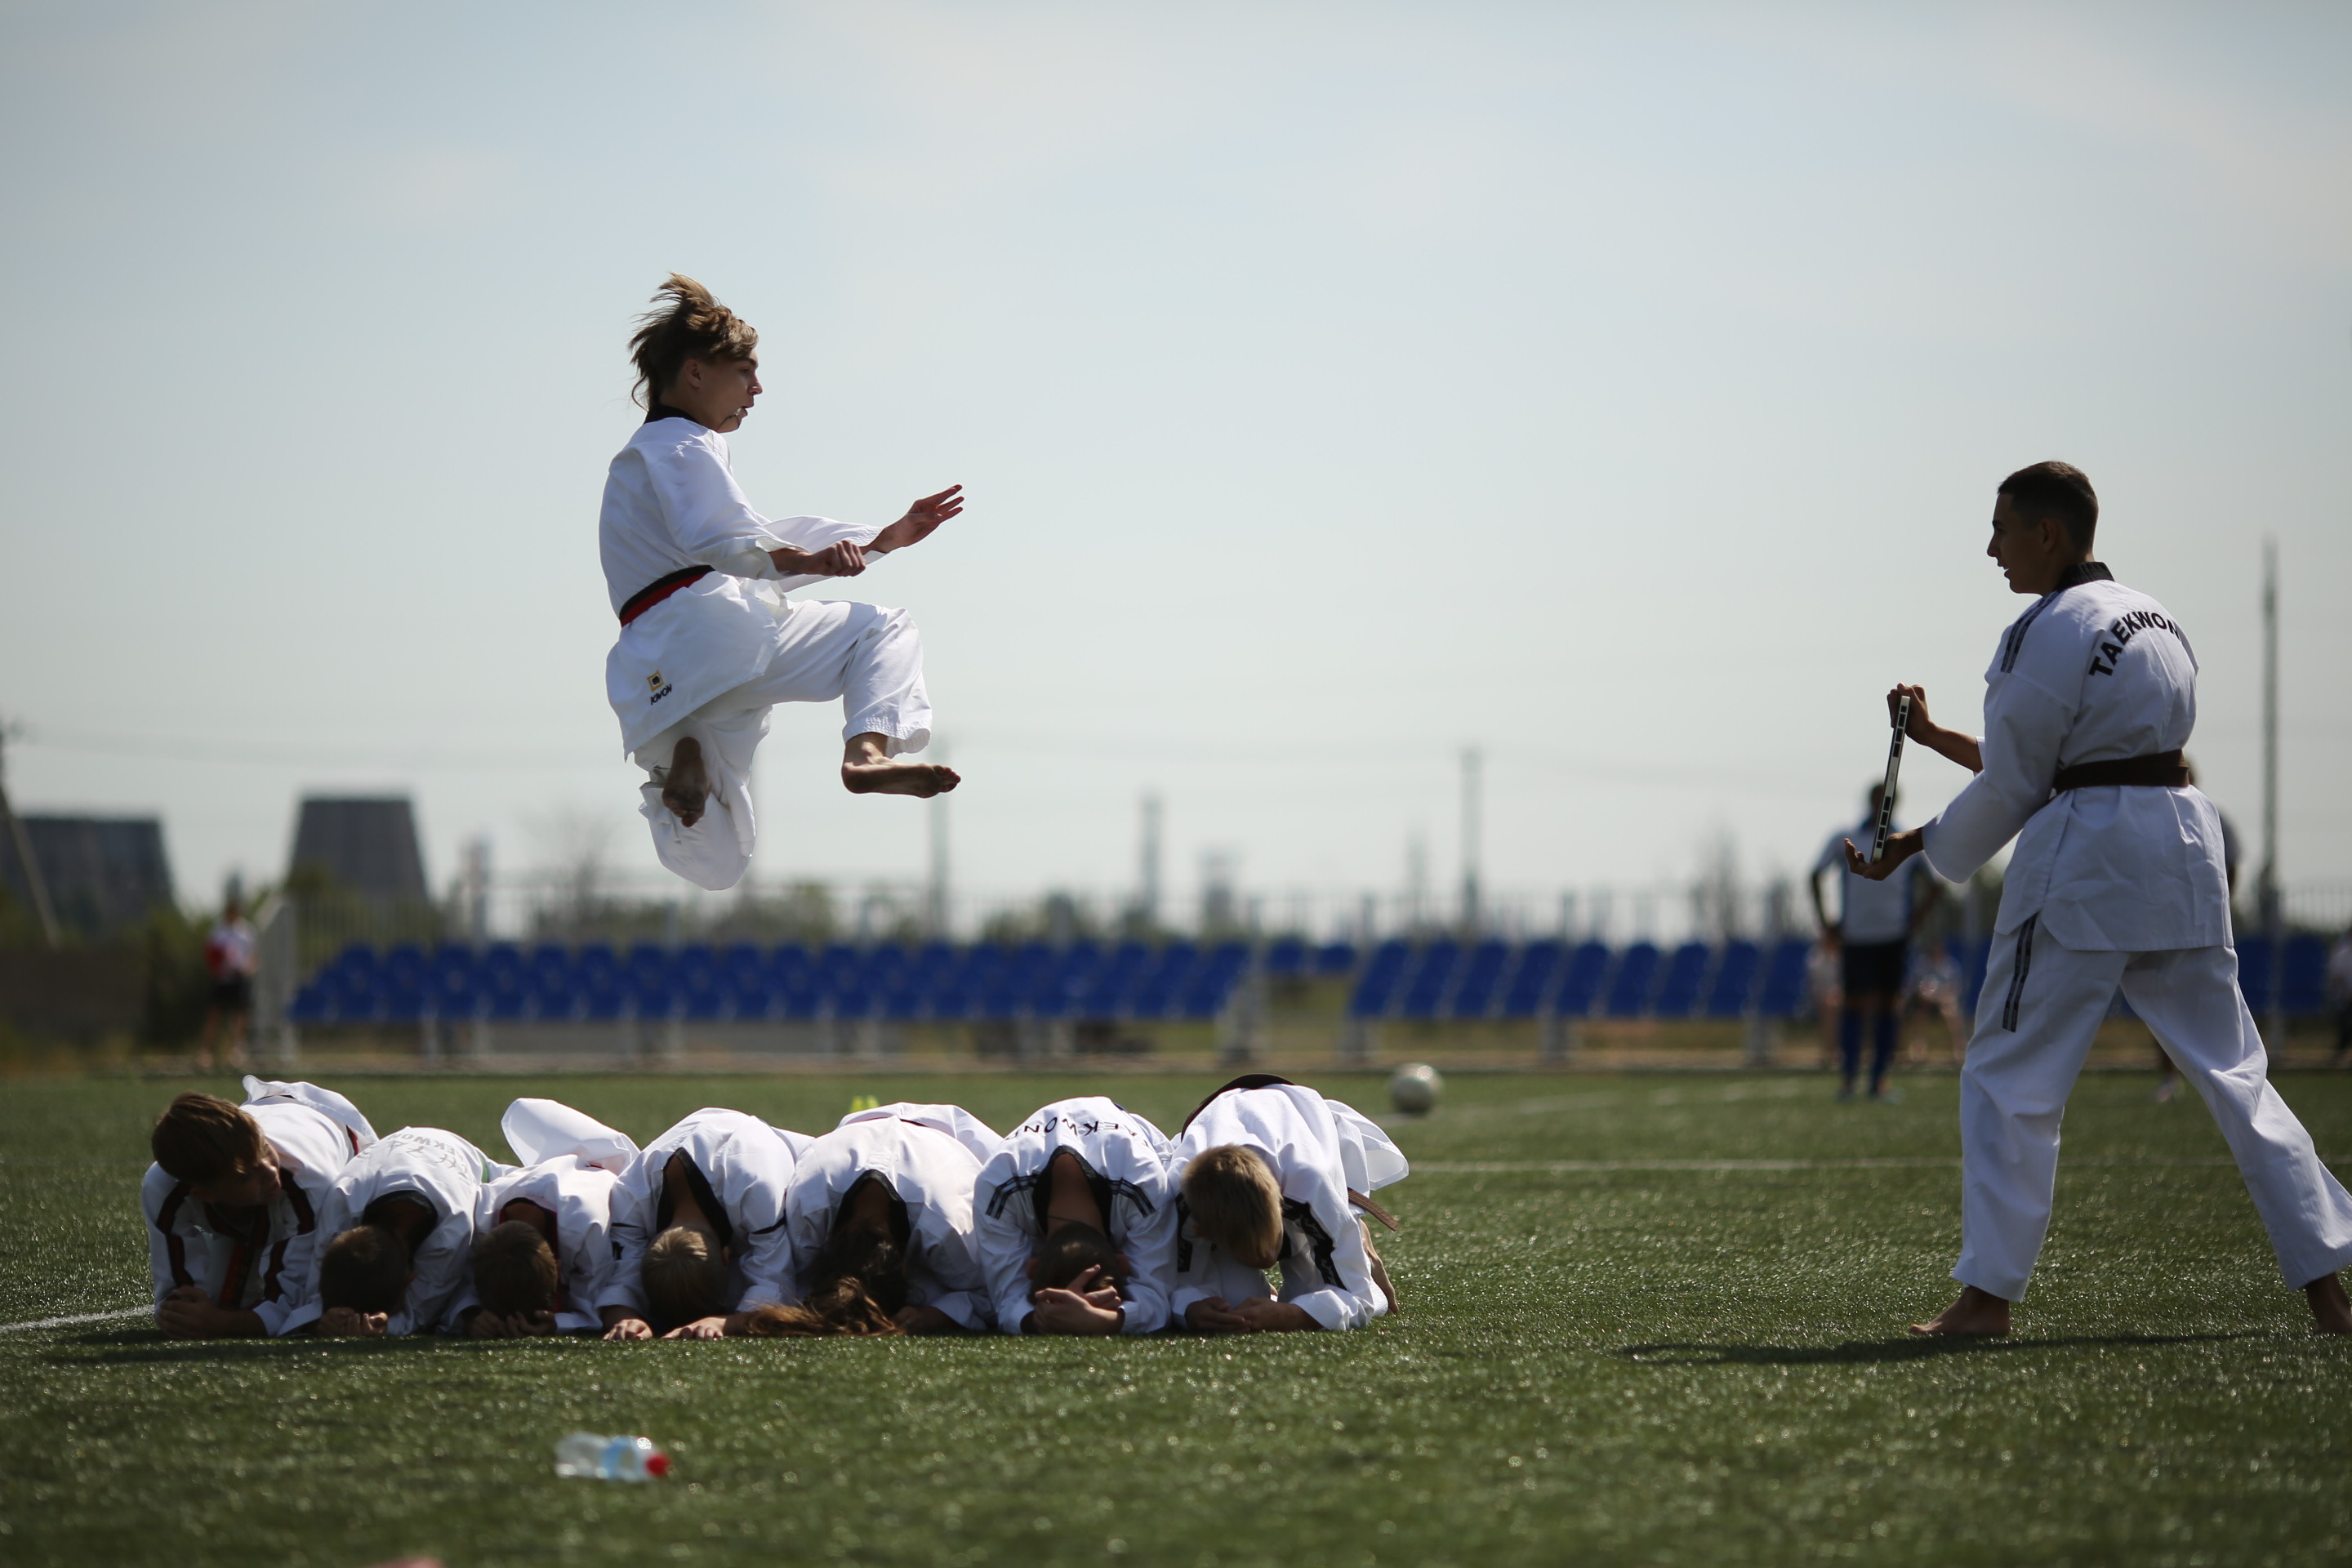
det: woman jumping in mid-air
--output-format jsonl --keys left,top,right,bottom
{"left": 599, "top": 274, "right": 961, "bottom": 890}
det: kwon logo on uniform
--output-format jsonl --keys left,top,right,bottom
{"left": 2088, "top": 610, "right": 2185, "bottom": 678}
{"left": 646, "top": 669, "right": 675, "bottom": 704}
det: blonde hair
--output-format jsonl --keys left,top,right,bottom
{"left": 1182, "top": 1145, "right": 1283, "bottom": 1263}
{"left": 643, "top": 1224, "right": 728, "bottom": 1329}
{"left": 629, "top": 274, "right": 758, "bottom": 409}
{"left": 474, "top": 1221, "right": 559, "bottom": 1317}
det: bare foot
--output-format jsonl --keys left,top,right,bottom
{"left": 2307, "top": 1272, "right": 2352, "bottom": 1334}
{"left": 1362, "top": 1225, "right": 1399, "bottom": 1316}
{"left": 842, "top": 757, "right": 961, "bottom": 797}
{"left": 662, "top": 737, "right": 710, "bottom": 826}
{"left": 1909, "top": 1284, "right": 2010, "bottom": 1337}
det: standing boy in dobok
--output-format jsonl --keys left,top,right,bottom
{"left": 1848, "top": 461, "right": 2352, "bottom": 1335}
{"left": 143, "top": 1078, "right": 376, "bottom": 1339}
{"left": 974, "top": 1096, "right": 1180, "bottom": 1335}
{"left": 602, "top": 274, "right": 962, "bottom": 892}
{"left": 1173, "top": 1076, "right": 1405, "bottom": 1333}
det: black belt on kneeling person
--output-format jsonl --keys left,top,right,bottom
{"left": 2051, "top": 750, "right": 2189, "bottom": 791}
{"left": 618, "top": 565, "right": 712, "bottom": 626}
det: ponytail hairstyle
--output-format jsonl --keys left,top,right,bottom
{"left": 629, "top": 274, "right": 759, "bottom": 410}
{"left": 745, "top": 1197, "right": 911, "bottom": 1338}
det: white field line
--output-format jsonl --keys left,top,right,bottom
{"left": 0, "top": 1306, "right": 149, "bottom": 1334}
{"left": 1413, "top": 1156, "right": 2249, "bottom": 1174}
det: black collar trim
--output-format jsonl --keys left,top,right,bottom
{"left": 644, "top": 402, "right": 699, "bottom": 425}
{"left": 2053, "top": 561, "right": 2113, "bottom": 590}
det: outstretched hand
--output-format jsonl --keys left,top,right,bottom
{"left": 771, "top": 540, "right": 867, "bottom": 578}
{"left": 1843, "top": 829, "right": 1923, "bottom": 882}
{"left": 868, "top": 485, "right": 964, "bottom": 555}
{"left": 1028, "top": 1266, "right": 1126, "bottom": 1335}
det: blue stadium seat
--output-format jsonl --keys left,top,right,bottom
{"left": 1755, "top": 938, "right": 1811, "bottom": 1018}
{"left": 1704, "top": 940, "right": 1761, "bottom": 1018}
{"left": 1033, "top": 942, "right": 1103, "bottom": 1019}
{"left": 577, "top": 944, "right": 626, "bottom": 1022}
{"left": 381, "top": 944, "right": 430, "bottom": 1023}
{"left": 768, "top": 944, "right": 821, "bottom": 1020}
{"left": 1080, "top": 942, "right": 1152, "bottom": 1018}
{"left": 1500, "top": 939, "right": 1564, "bottom": 1018}
{"left": 479, "top": 944, "right": 528, "bottom": 1021}
{"left": 1448, "top": 939, "right": 1511, "bottom": 1018}
{"left": 1652, "top": 942, "right": 1710, "bottom": 1019}
{"left": 528, "top": 945, "right": 577, "bottom": 1021}
{"left": 2283, "top": 934, "right": 2328, "bottom": 1014}
{"left": 875, "top": 942, "right": 943, "bottom": 1020}
{"left": 1131, "top": 942, "right": 1200, "bottom": 1020}
{"left": 1348, "top": 940, "right": 1410, "bottom": 1018}
{"left": 290, "top": 975, "right": 339, "bottom": 1024}
{"left": 719, "top": 943, "right": 769, "bottom": 1020}
{"left": 626, "top": 943, "right": 674, "bottom": 1019}
{"left": 1554, "top": 942, "right": 1611, "bottom": 1017}
{"left": 1263, "top": 937, "right": 1308, "bottom": 978}
{"left": 2237, "top": 937, "right": 2274, "bottom": 1014}
{"left": 818, "top": 943, "right": 872, "bottom": 1019}
{"left": 1399, "top": 941, "right": 1462, "bottom": 1020}
{"left": 1180, "top": 942, "right": 1250, "bottom": 1019}
{"left": 1606, "top": 942, "right": 1661, "bottom": 1018}
{"left": 674, "top": 944, "right": 724, "bottom": 1020}
{"left": 426, "top": 943, "right": 479, "bottom": 1021}
{"left": 1315, "top": 942, "right": 1359, "bottom": 977}
{"left": 327, "top": 943, "right": 382, "bottom": 1022}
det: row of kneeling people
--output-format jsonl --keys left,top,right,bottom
{"left": 143, "top": 1076, "right": 1405, "bottom": 1341}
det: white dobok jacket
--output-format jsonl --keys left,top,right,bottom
{"left": 452, "top": 1099, "right": 640, "bottom": 1333}
{"left": 1171, "top": 1081, "right": 1408, "bottom": 1333}
{"left": 1921, "top": 565, "right": 2231, "bottom": 952}
{"left": 287, "top": 1125, "right": 497, "bottom": 1336}
{"left": 973, "top": 1097, "right": 1181, "bottom": 1335}
{"left": 600, "top": 1107, "right": 812, "bottom": 1320}
{"left": 142, "top": 1077, "right": 376, "bottom": 1336}
{"left": 785, "top": 1103, "right": 1002, "bottom": 1331}
{"left": 600, "top": 415, "right": 884, "bottom": 756}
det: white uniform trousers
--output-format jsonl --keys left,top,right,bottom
{"left": 634, "top": 599, "right": 933, "bottom": 892}
{"left": 1955, "top": 916, "right": 2352, "bottom": 1300}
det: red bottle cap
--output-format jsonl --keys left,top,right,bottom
{"left": 644, "top": 1452, "right": 670, "bottom": 1478}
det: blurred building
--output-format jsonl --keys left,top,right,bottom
{"left": 0, "top": 815, "right": 176, "bottom": 938}
{"left": 288, "top": 795, "right": 429, "bottom": 906}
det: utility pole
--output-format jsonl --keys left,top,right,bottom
{"left": 1459, "top": 746, "right": 1484, "bottom": 933}
{"left": 0, "top": 722, "right": 60, "bottom": 951}
{"left": 2260, "top": 538, "right": 2283, "bottom": 1051}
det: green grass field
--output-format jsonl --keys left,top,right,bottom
{"left": 3, "top": 1069, "right": 2349, "bottom": 1567}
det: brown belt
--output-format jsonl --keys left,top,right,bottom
{"left": 2051, "top": 750, "right": 2188, "bottom": 791}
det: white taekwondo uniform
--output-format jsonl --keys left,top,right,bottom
{"left": 450, "top": 1099, "right": 640, "bottom": 1333}
{"left": 601, "top": 412, "right": 934, "bottom": 892}
{"left": 1171, "top": 1078, "right": 1407, "bottom": 1332}
{"left": 600, "top": 1108, "right": 812, "bottom": 1324}
{"left": 785, "top": 1103, "right": 1002, "bottom": 1331}
{"left": 973, "top": 1097, "right": 1181, "bottom": 1335}
{"left": 142, "top": 1077, "right": 376, "bottom": 1336}
{"left": 1920, "top": 563, "right": 2352, "bottom": 1300}
{"left": 286, "top": 1126, "right": 500, "bottom": 1335}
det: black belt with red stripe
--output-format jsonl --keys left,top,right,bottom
{"left": 619, "top": 566, "right": 711, "bottom": 626}
{"left": 2051, "top": 750, "right": 2188, "bottom": 791}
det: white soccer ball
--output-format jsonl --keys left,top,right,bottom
{"left": 1388, "top": 1062, "right": 1442, "bottom": 1115}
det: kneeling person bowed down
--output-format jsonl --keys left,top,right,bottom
{"left": 292, "top": 1127, "right": 500, "bottom": 1338}
{"left": 772, "top": 1103, "right": 1002, "bottom": 1336}
{"left": 458, "top": 1098, "right": 639, "bottom": 1339}
{"left": 601, "top": 1107, "right": 809, "bottom": 1339}
{"left": 143, "top": 1078, "right": 377, "bottom": 1339}
{"left": 973, "top": 1096, "right": 1180, "bottom": 1336}
{"left": 1173, "top": 1076, "right": 1406, "bottom": 1334}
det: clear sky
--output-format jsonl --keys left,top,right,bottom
{"left": 2, "top": 2, "right": 2346, "bottom": 923}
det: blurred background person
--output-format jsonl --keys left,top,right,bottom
{"left": 195, "top": 893, "right": 256, "bottom": 1072}
{"left": 1904, "top": 942, "right": 1969, "bottom": 1067}
{"left": 1811, "top": 783, "right": 1941, "bottom": 1102}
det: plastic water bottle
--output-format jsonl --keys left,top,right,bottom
{"left": 553, "top": 1432, "right": 670, "bottom": 1481}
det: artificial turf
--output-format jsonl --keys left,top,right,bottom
{"left": 2, "top": 1068, "right": 2349, "bottom": 1568}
